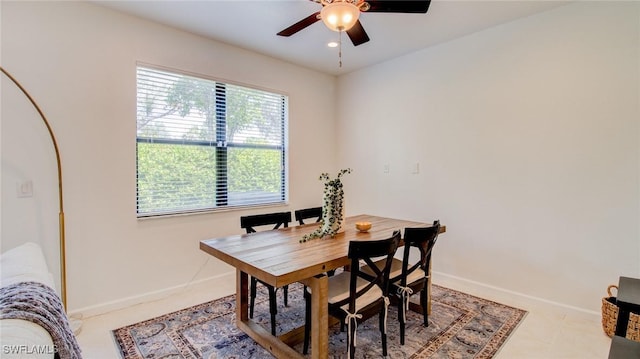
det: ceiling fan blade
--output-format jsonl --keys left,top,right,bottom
{"left": 277, "top": 12, "right": 321, "bottom": 37}
{"left": 366, "top": 0, "right": 431, "bottom": 13}
{"left": 347, "top": 20, "right": 370, "bottom": 46}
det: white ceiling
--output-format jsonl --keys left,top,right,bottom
{"left": 93, "top": 0, "right": 569, "bottom": 76}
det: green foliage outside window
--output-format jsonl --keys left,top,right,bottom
{"left": 137, "top": 143, "right": 217, "bottom": 213}
{"left": 228, "top": 147, "right": 282, "bottom": 194}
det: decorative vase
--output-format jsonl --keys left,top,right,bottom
{"left": 300, "top": 168, "right": 351, "bottom": 242}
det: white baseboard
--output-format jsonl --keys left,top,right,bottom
{"left": 70, "top": 270, "right": 601, "bottom": 322}
{"left": 432, "top": 271, "right": 601, "bottom": 320}
{"left": 69, "top": 271, "right": 235, "bottom": 319}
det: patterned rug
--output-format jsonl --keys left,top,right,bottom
{"left": 113, "top": 283, "right": 526, "bottom": 358}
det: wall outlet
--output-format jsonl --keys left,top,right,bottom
{"left": 17, "top": 180, "right": 33, "bottom": 198}
{"left": 411, "top": 162, "right": 420, "bottom": 174}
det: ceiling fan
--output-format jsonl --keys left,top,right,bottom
{"left": 277, "top": 0, "right": 431, "bottom": 47}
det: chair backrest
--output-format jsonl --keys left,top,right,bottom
{"left": 399, "top": 220, "right": 441, "bottom": 286}
{"left": 341, "top": 231, "right": 401, "bottom": 313}
{"left": 240, "top": 211, "right": 292, "bottom": 234}
{"left": 294, "top": 207, "right": 322, "bottom": 225}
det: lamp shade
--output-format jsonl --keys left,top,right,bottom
{"left": 321, "top": 1, "right": 360, "bottom": 32}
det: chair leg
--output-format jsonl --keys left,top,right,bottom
{"left": 398, "top": 297, "right": 406, "bottom": 345}
{"left": 268, "top": 286, "right": 277, "bottom": 335}
{"left": 348, "top": 318, "right": 357, "bottom": 359}
{"left": 421, "top": 288, "right": 429, "bottom": 327}
{"left": 303, "top": 287, "right": 311, "bottom": 355}
{"left": 249, "top": 277, "right": 257, "bottom": 319}
{"left": 380, "top": 310, "right": 388, "bottom": 357}
{"left": 283, "top": 284, "right": 289, "bottom": 307}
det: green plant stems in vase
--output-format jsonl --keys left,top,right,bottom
{"left": 301, "top": 168, "right": 352, "bottom": 243}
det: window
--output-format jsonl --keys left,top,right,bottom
{"left": 136, "top": 65, "right": 288, "bottom": 217}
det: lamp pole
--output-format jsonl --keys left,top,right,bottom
{"left": 1, "top": 66, "right": 67, "bottom": 310}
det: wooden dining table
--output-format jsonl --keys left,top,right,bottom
{"left": 199, "top": 214, "right": 445, "bottom": 359}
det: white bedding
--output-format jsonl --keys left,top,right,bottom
{"left": 0, "top": 242, "right": 56, "bottom": 359}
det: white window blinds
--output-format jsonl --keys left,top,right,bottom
{"left": 136, "top": 66, "right": 287, "bottom": 217}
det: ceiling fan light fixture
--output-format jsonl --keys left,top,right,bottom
{"left": 320, "top": 1, "right": 360, "bottom": 32}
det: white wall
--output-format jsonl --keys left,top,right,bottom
{"left": 337, "top": 1, "right": 640, "bottom": 312}
{"left": 1, "top": 1, "right": 337, "bottom": 313}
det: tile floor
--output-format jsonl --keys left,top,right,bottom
{"left": 75, "top": 274, "right": 612, "bottom": 358}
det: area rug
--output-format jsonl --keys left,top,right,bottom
{"left": 113, "top": 283, "right": 526, "bottom": 358}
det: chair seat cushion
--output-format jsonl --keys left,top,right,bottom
{"left": 307, "top": 272, "right": 383, "bottom": 313}
{"left": 362, "top": 258, "right": 426, "bottom": 287}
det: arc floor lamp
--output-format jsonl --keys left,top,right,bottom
{"left": 1, "top": 66, "right": 67, "bottom": 310}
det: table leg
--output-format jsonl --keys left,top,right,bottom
{"left": 235, "top": 269, "right": 305, "bottom": 358}
{"left": 301, "top": 275, "right": 329, "bottom": 359}
{"left": 236, "top": 269, "right": 248, "bottom": 322}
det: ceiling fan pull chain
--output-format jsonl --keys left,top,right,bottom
{"left": 339, "top": 31, "right": 343, "bottom": 68}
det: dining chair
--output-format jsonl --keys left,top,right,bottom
{"left": 302, "top": 231, "right": 401, "bottom": 358}
{"left": 239, "top": 211, "right": 292, "bottom": 335}
{"left": 361, "top": 220, "right": 441, "bottom": 345}
{"left": 294, "top": 206, "right": 322, "bottom": 225}
{"left": 240, "top": 211, "right": 292, "bottom": 233}
{"left": 294, "top": 206, "right": 340, "bottom": 277}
